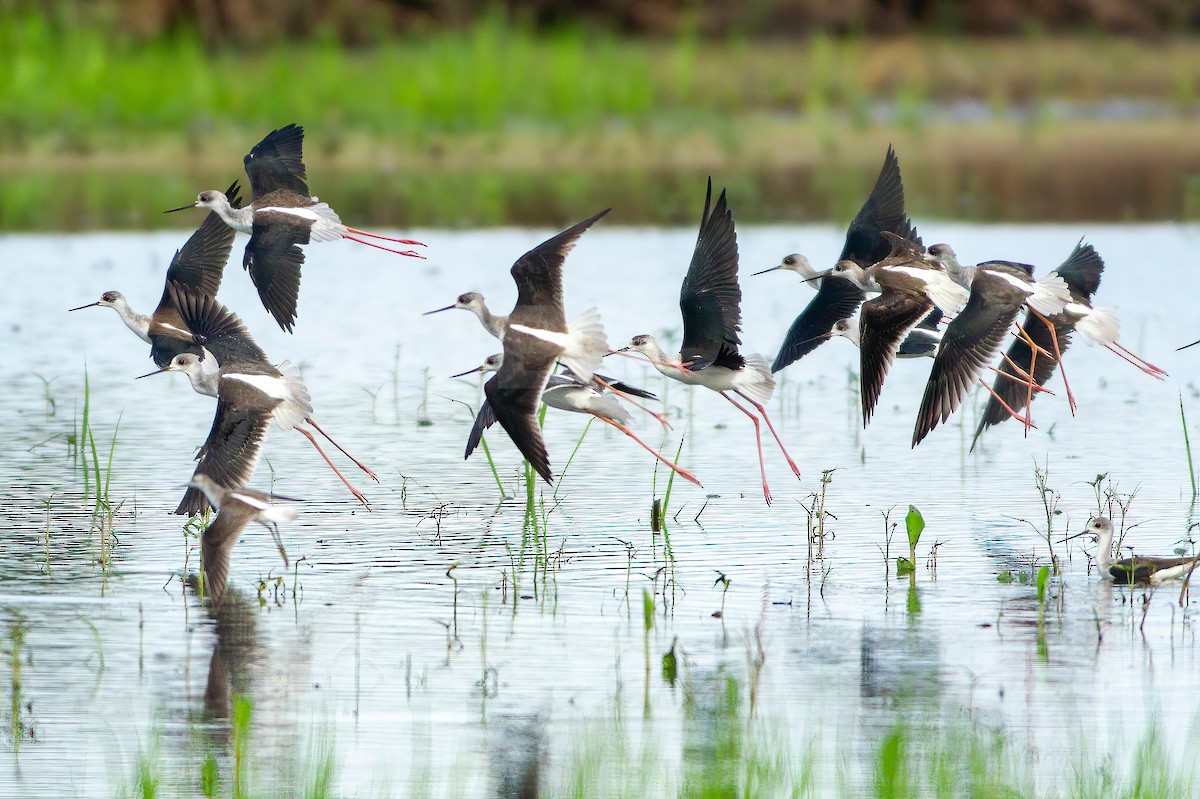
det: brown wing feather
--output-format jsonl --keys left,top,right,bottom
{"left": 859, "top": 290, "right": 932, "bottom": 426}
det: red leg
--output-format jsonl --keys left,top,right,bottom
{"left": 986, "top": 363, "right": 1053, "bottom": 395}
{"left": 1111, "top": 341, "right": 1168, "bottom": 378}
{"left": 591, "top": 375, "right": 672, "bottom": 430}
{"left": 344, "top": 225, "right": 426, "bottom": 247}
{"left": 721, "top": 392, "right": 772, "bottom": 505}
{"left": 977, "top": 378, "right": 1036, "bottom": 428}
{"left": 735, "top": 390, "right": 801, "bottom": 480}
{"left": 1027, "top": 308, "right": 1076, "bottom": 413}
{"left": 304, "top": 416, "right": 379, "bottom": 481}
{"left": 596, "top": 416, "right": 703, "bottom": 487}
{"left": 295, "top": 426, "right": 371, "bottom": 509}
{"left": 345, "top": 235, "right": 425, "bottom": 258}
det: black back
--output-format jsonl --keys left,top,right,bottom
{"left": 771, "top": 274, "right": 866, "bottom": 373}
{"left": 175, "top": 402, "right": 273, "bottom": 516}
{"left": 483, "top": 350, "right": 555, "bottom": 484}
{"left": 840, "top": 145, "right": 922, "bottom": 266}
{"left": 243, "top": 123, "right": 310, "bottom": 199}
{"left": 679, "top": 178, "right": 743, "bottom": 371}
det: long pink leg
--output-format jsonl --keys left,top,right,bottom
{"left": 345, "top": 235, "right": 425, "bottom": 258}
{"left": 295, "top": 426, "right": 371, "bottom": 509}
{"left": 721, "top": 391, "right": 771, "bottom": 505}
{"left": 1110, "top": 341, "right": 1168, "bottom": 378}
{"left": 344, "top": 225, "right": 426, "bottom": 247}
{"left": 596, "top": 416, "right": 703, "bottom": 487}
{"left": 607, "top": 349, "right": 697, "bottom": 377}
{"left": 1026, "top": 308, "right": 1076, "bottom": 414}
{"left": 305, "top": 417, "right": 379, "bottom": 481}
{"left": 987, "top": 361, "right": 1053, "bottom": 396}
{"left": 977, "top": 378, "right": 1036, "bottom": 428}
{"left": 734, "top": 390, "right": 801, "bottom": 479}
{"left": 591, "top": 375, "right": 672, "bottom": 430}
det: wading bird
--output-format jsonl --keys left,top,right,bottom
{"left": 618, "top": 179, "right": 798, "bottom": 504}
{"left": 70, "top": 182, "right": 243, "bottom": 367}
{"left": 760, "top": 145, "right": 922, "bottom": 373}
{"left": 464, "top": 211, "right": 610, "bottom": 482}
{"left": 187, "top": 474, "right": 299, "bottom": 607}
{"left": 166, "top": 123, "right": 425, "bottom": 332}
{"left": 141, "top": 284, "right": 377, "bottom": 514}
{"left": 1066, "top": 517, "right": 1200, "bottom": 585}
{"left": 454, "top": 353, "right": 700, "bottom": 486}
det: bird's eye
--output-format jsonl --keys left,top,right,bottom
{"left": 784, "top": 256, "right": 795, "bottom": 265}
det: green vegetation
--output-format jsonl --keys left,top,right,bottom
{"left": 2, "top": 14, "right": 1199, "bottom": 227}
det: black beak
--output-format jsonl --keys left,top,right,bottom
{"left": 135, "top": 367, "right": 171, "bottom": 379}
{"left": 750, "top": 266, "right": 782, "bottom": 277}
{"left": 163, "top": 201, "right": 198, "bottom": 214}
{"left": 68, "top": 302, "right": 101, "bottom": 312}
{"left": 1178, "top": 339, "right": 1200, "bottom": 352}
{"left": 423, "top": 304, "right": 456, "bottom": 316}
{"left": 804, "top": 268, "right": 834, "bottom": 284}
{"left": 449, "top": 366, "right": 484, "bottom": 378}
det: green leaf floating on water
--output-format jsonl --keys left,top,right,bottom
{"left": 905, "top": 505, "right": 925, "bottom": 548}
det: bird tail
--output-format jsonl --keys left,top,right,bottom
{"left": 273, "top": 360, "right": 314, "bottom": 430}
{"left": 1027, "top": 272, "right": 1071, "bottom": 317}
{"left": 306, "top": 202, "right": 346, "bottom": 242}
{"left": 735, "top": 353, "right": 776, "bottom": 405}
{"left": 586, "top": 393, "right": 634, "bottom": 426}
{"left": 1076, "top": 306, "right": 1120, "bottom": 346}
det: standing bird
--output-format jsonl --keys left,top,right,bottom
{"left": 188, "top": 474, "right": 299, "bottom": 607}
{"left": 911, "top": 255, "right": 1071, "bottom": 446}
{"left": 618, "top": 179, "right": 798, "bottom": 504}
{"left": 166, "top": 123, "right": 425, "bottom": 332}
{"left": 141, "top": 284, "right": 377, "bottom": 514}
{"left": 1066, "top": 517, "right": 1200, "bottom": 585}
{"left": 454, "top": 354, "right": 701, "bottom": 487}
{"left": 465, "top": 211, "right": 610, "bottom": 482}
{"left": 969, "top": 242, "right": 1105, "bottom": 448}
{"left": 70, "top": 182, "right": 244, "bottom": 367}
{"left": 760, "top": 145, "right": 922, "bottom": 373}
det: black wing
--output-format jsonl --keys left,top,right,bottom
{"left": 771, "top": 274, "right": 867, "bottom": 373}
{"left": 482, "top": 348, "right": 556, "bottom": 484}
{"left": 859, "top": 290, "right": 932, "bottom": 426}
{"left": 1054, "top": 240, "right": 1104, "bottom": 299}
{"left": 912, "top": 272, "right": 1027, "bottom": 447}
{"left": 243, "top": 216, "right": 309, "bottom": 333}
{"left": 149, "top": 334, "right": 204, "bottom": 369}
{"left": 680, "top": 178, "right": 742, "bottom": 369}
{"left": 592, "top": 373, "right": 657, "bottom": 401}
{"left": 508, "top": 209, "right": 609, "bottom": 330}
{"left": 464, "top": 399, "right": 499, "bottom": 460}
{"left": 243, "top": 124, "right": 309, "bottom": 199}
{"left": 175, "top": 403, "right": 273, "bottom": 516}
{"left": 916, "top": 306, "right": 944, "bottom": 332}
{"left": 168, "top": 282, "right": 271, "bottom": 367}
{"left": 153, "top": 184, "right": 243, "bottom": 318}
{"left": 970, "top": 310, "right": 1075, "bottom": 449}
{"left": 201, "top": 504, "right": 254, "bottom": 606}
{"left": 840, "top": 145, "right": 921, "bottom": 266}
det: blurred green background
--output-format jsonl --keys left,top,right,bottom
{"left": 3, "top": 0, "right": 1200, "bottom": 229}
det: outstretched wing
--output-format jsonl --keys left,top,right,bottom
{"left": 1053, "top": 240, "right": 1104, "bottom": 299}
{"left": 840, "top": 145, "right": 921, "bottom": 266}
{"left": 771, "top": 274, "right": 867, "bottom": 373}
{"left": 508, "top": 209, "right": 609, "bottom": 331}
{"left": 155, "top": 180, "right": 244, "bottom": 318}
{"left": 175, "top": 402, "right": 272, "bottom": 516}
{"left": 680, "top": 178, "right": 742, "bottom": 369}
{"left": 464, "top": 399, "right": 499, "bottom": 460}
{"left": 243, "top": 124, "right": 310, "bottom": 199}
{"left": 167, "top": 282, "right": 271, "bottom": 367}
{"left": 912, "top": 272, "right": 1026, "bottom": 447}
{"left": 482, "top": 348, "right": 556, "bottom": 484}
{"left": 859, "top": 290, "right": 932, "bottom": 426}
{"left": 243, "top": 216, "right": 309, "bottom": 333}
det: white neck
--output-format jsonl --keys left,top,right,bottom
{"left": 212, "top": 197, "right": 254, "bottom": 234}
{"left": 640, "top": 340, "right": 682, "bottom": 376}
{"left": 1095, "top": 527, "right": 1115, "bottom": 576}
{"left": 182, "top": 354, "right": 221, "bottom": 398}
{"left": 474, "top": 306, "right": 507, "bottom": 340}
{"left": 111, "top": 300, "right": 152, "bottom": 344}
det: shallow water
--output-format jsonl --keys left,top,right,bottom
{"left": 3, "top": 222, "right": 1200, "bottom": 795}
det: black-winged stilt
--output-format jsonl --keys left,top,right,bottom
{"left": 166, "top": 123, "right": 425, "bottom": 332}
{"left": 70, "top": 181, "right": 244, "bottom": 367}
{"left": 911, "top": 256, "right": 1071, "bottom": 446}
{"left": 463, "top": 211, "right": 611, "bottom": 483}
{"left": 1064, "top": 517, "right": 1200, "bottom": 585}
{"left": 760, "top": 145, "right": 922, "bottom": 373}
{"left": 188, "top": 474, "right": 299, "bottom": 606}
{"left": 455, "top": 354, "right": 702, "bottom": 487}
{"left": 423, "top": 292, "right": 507, "bottom": 339}
{"left": 617, "top": 179, "right": 798, "bottom": 505}
{"left": 142, "top": 284, "right": 377, "bottom": 514}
